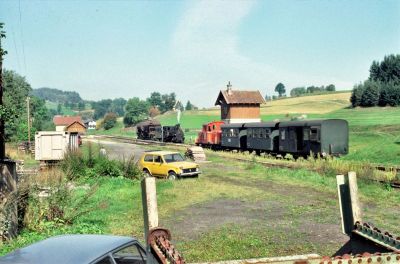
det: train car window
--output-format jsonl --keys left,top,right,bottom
{"left": 310, "top": 127, "right": 319, "bottom": 141}
{"left": 303, "top": 128, "right": 310, "bottom": 140}
{"left": 281, "top": 130, "right": 285, "bottom": 140}
{"left": 265, "top": 129, "right": 270, "bottom": 138}
{"left": 259, "top": 128, "right": 264, "bottom": 138}
{"left": 213, "top": 125, "right": 216, "bottom": 130}
{"left": 229, "top": 129, "right": 234, "bottom": 137}
{"left": 234, "top": 129, "right": 239, "bottom": 137}
{"left": 208, "top": 126, "right": 211, "bottom": 132}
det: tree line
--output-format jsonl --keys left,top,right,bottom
{"left": 266, "top": 82, "right": 336, "bottom": 100}
{"left": 351, "top": 54, "right": 400, "bottom": 107}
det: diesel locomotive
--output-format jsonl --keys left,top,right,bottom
{"left": 136, "top": 120, "right": 185, "bottom": 143}
{"left": 196, "top": 119, "right": 349, "bottom": 157}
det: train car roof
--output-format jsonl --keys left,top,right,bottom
{"left": 279, "top": 119, "right": 348, "bottom": 127}
{"left": 221, "top": 123, "right": 246, "bottom": 128}
{"left": 244, "top": 122, "right": 279, "bottom": 128}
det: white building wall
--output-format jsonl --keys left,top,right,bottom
{"left": 55, "top": 125, "right": 66, "bottom": 132}
{"left": 223, "top": 118, "right": 261, "bottom": 124}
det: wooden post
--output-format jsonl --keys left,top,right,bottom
{"left": 141, "top": 177, "right": 159, "bottom": 264}
{"left": 26, "top": 96, "right": 31, "bottom": 150}
{"left": 336, "top": 172, "right": 362, "bottom": 235}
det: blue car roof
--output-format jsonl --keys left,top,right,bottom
{"left": 0, "top": 234, "right": 137, "bottom": 264}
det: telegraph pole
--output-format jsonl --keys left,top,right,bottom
{"left": 0, "top": 23, "right": 6, "bottom": 160}
{"left": 26, "top": 96, "right": 30, "bottom": 148}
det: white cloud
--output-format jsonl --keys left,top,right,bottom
{"left": 169, "top": 1, "right": 353, "bottom": 107}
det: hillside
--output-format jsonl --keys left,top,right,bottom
{"left": 32, "top": 87, "right": 84, "bottom": 104}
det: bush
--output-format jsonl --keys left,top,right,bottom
{"left": 61, "top": 151, "right": 86, "bottom": 181}
{"left": 103, "top": 112, "right": 117, "bottom": 130}
{"left": 119, "top": 156, "right": 143, "bottom": 180}
{"left": 94, "top": 157, "right": 122, "bottom": 177}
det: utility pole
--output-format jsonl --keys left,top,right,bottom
{"left": 0, "top": 23, "right": 6, "bottom": 160}
{"left": 26, "top": 96, "right": 31, "bottom": 149}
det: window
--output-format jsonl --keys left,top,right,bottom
{"left": 154, "top": 155, "right": 162, "bottom": 163}
{"left": 265, "top": 129, "right": 270, "bottom": 138}
{"left": 144, "top": 155, "right": 153, "bottom": 162}
{"left": 163, "top": 153, "right": 185, "bottom": 163}
{"left": 229, "top": 129, "right": 235, "bottom": 137}
{"left": 281, "top": 130, "right": 285, "bottom": 140}
{"left": 310, "top": 127, "right": 320, "bottom": 142}
{"left": 95, "top": 256, "right": 114, "bottom": 264}
{"left": 113, "top": 244, "right": 146, "bottom": 264}
{"left": 303, "top": 128, "right": 310, "bottom": 141}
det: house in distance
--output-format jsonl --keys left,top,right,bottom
{"left": 53, "top": 115, "right": 86, "bottom": 133}
{"left": 215, "top": 82, "right": 265, "bottom": 124}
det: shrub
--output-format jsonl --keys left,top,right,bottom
{"left": 94, "top": 157, "right": 122, "bottom": 177}
{"left": 103, "top": 112, "right": 117, "bottom": 130}
{"left": 119, "top": 156, "right": 143, "bottom": 180}
{"left": 350, "top": 83, "right": 364, "bottom": 107}
{"left": 60, "top": 150, "right": 86, "bottom": 181}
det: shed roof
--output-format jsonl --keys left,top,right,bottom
{"left": 65, "top": 120, "right": 86, "bottom": 129}
{"left": 215, "top": 90, "right": 265, "bottom": 106}
{"left": 53, "top": 115, "right": 83, "bottom": 126}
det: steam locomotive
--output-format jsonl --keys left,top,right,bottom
{"left": 136, "top": 120, "right": 185, "bottom": 143}
{"left": 195, "top": 119, "right": 349, "bottom": 157}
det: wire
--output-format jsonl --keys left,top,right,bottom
{"left": 18, "top": 0, "right": 27, "bottom": 74}
{"left": 11, "top": 28, "right": 21, "bottom": 72}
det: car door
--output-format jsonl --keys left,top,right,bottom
{"left": 152, "top": 155, "right": 164, "bottom": 176}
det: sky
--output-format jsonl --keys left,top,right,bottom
{"left": 1, "top": 0, "right": 399, "bottom": 107}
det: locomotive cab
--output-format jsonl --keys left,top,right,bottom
{"left": 195, "top": 121, "right": 224, "bottom": 148}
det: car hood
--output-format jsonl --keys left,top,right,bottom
{"left": 170, "top": 161, "right": 198, "bottom": 168}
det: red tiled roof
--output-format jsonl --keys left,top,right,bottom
{"left": 65, "top": 121, "right": 86, "bottom": 129}
{"left": 215, "top": 89, "right": 265, "bottom": 105}
{"left": 53, "top": 115, "right": 83, "bottom": 126}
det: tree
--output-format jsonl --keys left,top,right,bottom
{"left": 147, "top": 92, "right": 162, "bottom": 108}
{"left": 92, "top": 99, "right": 112, "bottom": 120}
{"left": 123, "top": 97, "right": 149, "bottom": 126}
{"left": 103, "top": 112, "right": 118, "bottom": 130}
{"left": 369, "top": 54, "right": 400, "bottom": 85}
{"left": 350, "top": 83, "right": 363, "bottom": 107}
{"left": 185, "top": 101, "right": 193, "bottom": 111}
{"left": 326, "top": 84, "right": 336, "bottom": 92}
{"left": 290, "top": 87, "right": 306, "bottom": 97}
{"left": 110, "top": 98, "right": 127, "bottom": 117}
{"left": 57, "top": 103, "right": 62, "bottom": 114}
{"left": 360, "top": 80, "right": 380, "bottom": 107}
{"left": 160, "top": 93, "right": 176, "bottom": 113}
{"left": 274, "top": 83, "right": 286, "bottom": 97}
{"left": 77, "top": 101, "right": 85, "bottom": 111}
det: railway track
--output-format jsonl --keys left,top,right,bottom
{"left": 88, "top": 134, "right": 400, "bottom": 188}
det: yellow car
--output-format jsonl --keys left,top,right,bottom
{"left": 138, "top": 151, "right": 201, "bottom": 180}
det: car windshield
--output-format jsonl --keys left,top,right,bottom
{"left": 163, "top": 153, "right": 184, "bottom": 163}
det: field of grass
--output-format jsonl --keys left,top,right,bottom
{"left": 2, "top": 149, "right": 399, "bottom": 260}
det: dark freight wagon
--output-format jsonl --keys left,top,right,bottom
{"left": 136, "top": 120, "right": 185, "bottom": 143}
{"left": 278, "top": 119, "right": 348, "bottom": 157}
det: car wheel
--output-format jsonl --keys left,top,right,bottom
{"left": 143, "top": 169, "right": 152, "bottom": 177}
{"left": 168, "top": 171, "right": 177, "bottom": 180}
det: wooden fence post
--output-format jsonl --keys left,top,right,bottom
{"left": 141, "top": 177, "right": 159, "bottom": 264}
{"left": 336, "top": 171, "right": 362, "bottom": 235}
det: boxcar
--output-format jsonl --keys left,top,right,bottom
{"left": 136, "top": 120, "right": 162, "bottom": 141}
{"left": 221, "top": 123, "right": 247, "bottom": 150}
{"left": 278, "top": 119, "right": 348, "bottom": 157}
{"left": 245, "top": 122, "right": 280, "bottom": 153}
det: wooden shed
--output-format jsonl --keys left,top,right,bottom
{"left": 215, "top": 82, "right": 265, "bottom": 124}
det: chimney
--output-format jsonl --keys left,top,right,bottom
{"left": 227, "top": 81, "right": 233, "bottom": 96}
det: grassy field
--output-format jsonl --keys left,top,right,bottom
{"left": 87, "top": 117, "right": 136, "bottom": 137}
{"left": 2, "top": 149, "right": 399, "bottom": 260}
